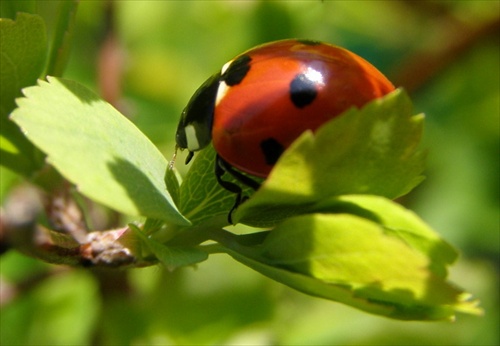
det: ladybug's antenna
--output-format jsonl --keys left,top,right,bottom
{"left": 169, "top": 145, "right": 179, "bottom": 170}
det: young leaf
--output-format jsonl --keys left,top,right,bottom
{"left": 219, "top": 213, "right": 481, "bottom": 320}
{"left": 11, "top": 77, "right": 189, "bottom": 225}
{"left": 0, "top": 13, "right": 47, "bottom": 175}
{"left": 177, "top": 145, "right": 252, "bottom": 226}
{"left": 235, "top": 89, "right": 426, "bottom": 226}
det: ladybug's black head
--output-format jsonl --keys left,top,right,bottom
{"left": 175, "top": 72, "right": 221, "bottom": 157}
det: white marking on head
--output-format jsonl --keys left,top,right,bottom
{"left": 221, "top": 60, "right": 232, "bottom": 75}
{"left": 216, "top": 60, "right": 234, "bottom": 106}
{"left": 185, "top": 124, "right": 200, "bottom": 151}
{"left": 216, "top": 81, "right": 229, "bottom": 106}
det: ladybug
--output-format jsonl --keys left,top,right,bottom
{"left": 175, "top": 39, "right": 395, "bottom": 220}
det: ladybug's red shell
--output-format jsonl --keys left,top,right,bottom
{"left": 175, "top": 39, "right": 396, "bottom": 179}
{"left": 211, "top": 40, "right": 395, "bottom": 178}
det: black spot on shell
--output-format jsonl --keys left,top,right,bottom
{"left": 260, "top": 138, "right": 285, "bottom": 165}
{"left": 222, "top": 55, "right": 252, "bottom": 86}
{"left": 289, "top": 73, "right": 318, "bottom": 108}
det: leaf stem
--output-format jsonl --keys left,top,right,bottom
{"left": 198, "top": 242, "right": 226, "bottom": 255}
{"left": 206, "top": 228, "right": 268, "bottom": 261}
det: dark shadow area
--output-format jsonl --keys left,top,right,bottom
{"left": 107, "top": 157, "right": 188, "bottom": 225}
{"left": 54, "top": 77, "right": 104, "bottom": 104}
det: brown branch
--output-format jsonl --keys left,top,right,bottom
{"left": 1, "top": 185, "right": 155, "bottom": 268}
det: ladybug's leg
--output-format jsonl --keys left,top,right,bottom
{"left": 215, "top": 155, "right": 261, "bottom": 223}
{"left": 215, "top": 157, "right": 243, "bottom": 224}
{"left": 219, "top": 159, "right": 261, "bottom": 190}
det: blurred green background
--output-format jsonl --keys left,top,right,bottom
{"left": 1, "top": 1, "right": 498, "bottom": 345}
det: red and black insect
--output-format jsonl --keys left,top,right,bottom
{"left": 175, "top": 39, "right": 395, "bottom": 221}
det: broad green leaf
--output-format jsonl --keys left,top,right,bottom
{"left": 132, "top": 224, "right": 208, "bottom": 270}
{"left": 46, "top": 0, "right": 78, "bottom": 77}
{"left": 221, "top": 213, "right": 481, "bottom": 320}
{"left": 313, "top": 195, "right": 458, "bottom": 278}
{"left": 11, "top": 77, "right": 189, "bottom": 225}
{"left": 235, "top": 89, "right": 426, "bottom": 226}
{"left": 0, "top": 13, "right": 47, "bottom": 175}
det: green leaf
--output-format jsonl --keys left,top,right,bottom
{"left": 0, "top": 12, "right": 46, "bottom": 115}
{"left": 132, "top": 224, "right": 208, "bottom": 271}
{"left": 0, "top": 13, "right": 47, "bottom": 175}
{"left": 220, "top": 213, "right": 481, "bottom": 320}
{"left": 235, "top": 89, "right": 426, "bottom": 226}
{"left": 46, "top": 0, "right": 78, "bottom": 77}
{"left": 164, "top": 164, "right": 181, "bottom": 208}
{"left": 313, "top": 195, "right": 458, "bottom": 278}
{"left": 10, "top": 77, "right": 189, "bottom": 225}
